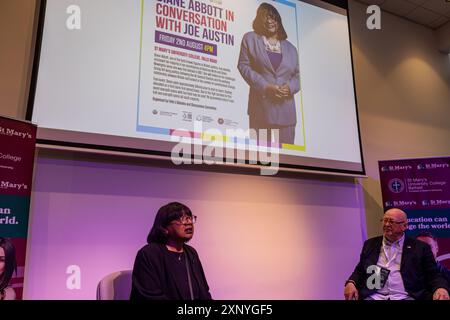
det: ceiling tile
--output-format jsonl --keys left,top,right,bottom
{"left": 405, "top": 0, "right": 427, "bottom": 5}
{"left": 357, "top": 0, "right": 387, "bottom": 5}
{"left": 428, "top": 15, "right": 449, "bottom": 29}
{"left": 406, "top": 6, "right": 442, "bottom": 25}
{"left": 439, "top": 20, "right": 450, "bottom": 29}
{"left": 421, "top": 0, "right": 450, "bottom": 16}
{"left": 445, "top": 4, "right": 450, "bottom": 18}
{"left": 381, "top": 0, "right": 417, "bottom": 16}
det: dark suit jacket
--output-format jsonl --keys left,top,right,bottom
{"left": 437, "top": 262, "right": 450, "bottom": 287}
{"left": 130, "top": 243, "right": 211, "bottom": 300}
{"left": 238, "top": 31, "right": 300, "bottom": 126}
{"left": 348, "top": 236, "right": 449, "bottom": 300}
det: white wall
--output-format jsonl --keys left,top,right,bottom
{"left": 349, "top": 0, "right": 450, "bottom": 237}
{"left": 25, "top": 150, "right": 365, "bottom": 299}
{"left": 436, "top": 21, "right": 450, "bottom": 54}
{"left": 0, "top": 0, "right": 37, "bottom": 119}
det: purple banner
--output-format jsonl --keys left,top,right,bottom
{"left": 379, "top": 158, "right": 450, "bottom": 210}
{"left": 0, "top": 116, "right": 37, "bottom": 300}
{"left": 379, "top": 157, "right": 450, "bottom": 269}
{"left": 155, "top": 30, "right": 217, "bottom": 56}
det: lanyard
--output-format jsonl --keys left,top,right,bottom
{"left": 185, "top": 253, "right": 194, "bottom": 300}
{"left": 382, "top": 242, "right": 399, "bottom": 267}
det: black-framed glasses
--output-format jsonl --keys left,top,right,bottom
{"left": 171, "top": 215, "right": 197, "bottom": 225}
{"left": 380, "top": 218, "right": 406, "bottom": 225}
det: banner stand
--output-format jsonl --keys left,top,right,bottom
{"left": 0, "top": 115, "right": 37, "bottom": 300}
{"left": 379, "top": 157, "right": 450, "bottom": 269}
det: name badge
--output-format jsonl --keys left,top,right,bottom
{"left": 378, "top": 265, "right": 391, "bottom": 288}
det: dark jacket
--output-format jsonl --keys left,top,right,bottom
{"left": 348, "top": 236, "right": 449, "bottom": 300}
{"left": 437, "top": 261, "right": 450, "bottom": 287}
{"left": 130, "top": 243, "right": 211, "bottom": 300}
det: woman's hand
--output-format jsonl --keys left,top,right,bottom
{"left": 266, "top": 84, "right": 281, "bottom": 98}
{"left": 277, "top": 84, "right": 291, "bottom": 98}
{"left": 266, "top": 84, "right": 292, "bottom": 100}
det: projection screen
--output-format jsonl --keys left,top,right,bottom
{"left": 28, "top": 0, "right": 365, "bottom": 176}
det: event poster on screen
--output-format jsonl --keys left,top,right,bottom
{"left": 137, "top": 0, "right": 305, "bottom": 150}
{"left": 32, "top": 0, "right": 362, "bottom": 169}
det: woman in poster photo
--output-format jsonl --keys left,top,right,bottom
{"left": 238, "top": 2, "right": 300, "bottom": 145}
{"left": 0, "top": 237, "right": 17, "bottom": 300}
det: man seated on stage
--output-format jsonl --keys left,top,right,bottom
{"left": 416, "top": 231, "right": 450, "bottom": 286}
{"left": 344, "top": 208, "right": 449, "bottom": 300}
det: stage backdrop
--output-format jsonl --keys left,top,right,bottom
{"left": 379, "top": 157, "right": 450, "bottom": 269}
{"left": 0, "top": 116, "right": 37, "bottom": 299}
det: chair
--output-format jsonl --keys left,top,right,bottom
{"left": 96, "top": 270, "right": 132, "bottom": 300}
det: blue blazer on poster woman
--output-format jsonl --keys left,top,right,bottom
{"left": 238, "top": 31, "right": 300, "bottom": 127}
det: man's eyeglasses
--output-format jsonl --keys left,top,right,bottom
{"left": 380, "top": 218, "right": 406, "bottom": 225}
{"left": 171, "top": 215, "right": 197, "bottom": 225}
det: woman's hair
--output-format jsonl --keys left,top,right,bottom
{"left": 0, "top": 237, "right": 17, "bottom": 291}
{"left": 146, "top": 202, "right": 193, "bottom": 244}
{"left": 252, "top": 2, "right": 287, "bottom": 40}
